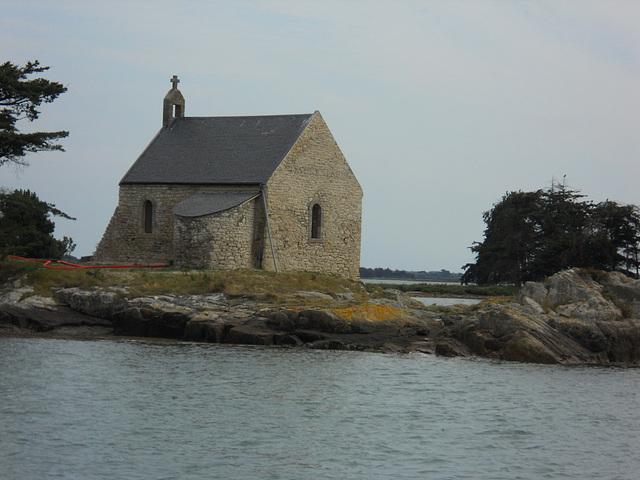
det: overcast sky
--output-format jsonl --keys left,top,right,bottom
{"left": 2, "top": 0, "right": 639, "bottom": 272}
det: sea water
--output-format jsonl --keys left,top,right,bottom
{"left": 1, "top": 337, "right": 638, "bottom": 480}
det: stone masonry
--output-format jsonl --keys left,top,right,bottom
{"left": 93, "top": 78, "right": 362, "bottom": 279}
{"left": 264, "top": 113, "right": 362, "bottom": 279}
{"left": 173, "top": 195, "right": 265, "bottom": 270}
{"left": 94, "top": 185, "right": 202, "bottom": 265}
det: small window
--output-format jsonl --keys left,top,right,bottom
{"left": 143, "top": 200, "right": 153, "bottom": 234}
{"left": 311, "top": 203, "right": 322, "bottom": 240}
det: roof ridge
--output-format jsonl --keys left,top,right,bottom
{"left": 179, "top": 112, "right": 313, "bottom": 118}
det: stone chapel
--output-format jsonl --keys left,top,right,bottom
{"left": 93, "top": 76, "right": 363, "bottom": 279}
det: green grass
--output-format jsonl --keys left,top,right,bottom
{"left": 0, "top": 259, "right": 126, "bottom": 296}
{"left": 0, "top": 257, "right": 369, "bottom": 305}
{"left": 366, "top": 282, "right": 520, "bottom": 297}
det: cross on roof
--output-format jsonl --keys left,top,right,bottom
{"left": 171, "top": 75, "right": 180, "bottom": 89}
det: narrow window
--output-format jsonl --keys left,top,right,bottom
{"left": 311, "top": 203, "right": 322, "bottom": 240}
{"left": 144, "top": 200, "right": 153, "bottom": 233}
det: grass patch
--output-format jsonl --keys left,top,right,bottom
{"left": 0, "top": 258, "right": 368, "bottom": 304}
{"left": 0, "top": 257, "right": 43, "bottom": 281}
{"left": 367, "top": 282, "right": 520, "bottom": 297}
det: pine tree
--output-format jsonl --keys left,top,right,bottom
{"left": 462, "top": 183, "right": 640, "bottom": 285}
{"left": 0, "top": 60, "right": 68, "bottom": 167}
{"left": 0, "top": 189, "right": 75, "bottom": 259}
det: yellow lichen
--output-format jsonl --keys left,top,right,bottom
{"left": 323, "top": 304, "right": 405, "bottom": 322}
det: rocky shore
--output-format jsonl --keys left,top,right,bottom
{"left": 1, "top": 268, "right": 639, "bottom": 365}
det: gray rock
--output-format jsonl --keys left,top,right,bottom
{"left": 454, "top": 302, "right": 597, "bottom": 364}
{"left": 434, "top": 341, "right": 470, "bottom": 357}
{"left": 226, "top": 325, "right": 274, "bottom": 345}
{"left": 297, "top": 308, "right": 351, "bottom": 333}
{"left": 0, "top": 302, "right": 112, "bottom": 332}
{"left": 335, "top": 292, "right": 355, "bottom": 301}
{"left": 518, "top": 269, "right": 627, "bottom": 323}
{"left": 112, "top": 304, "right": 192, "bottom": 339}
{"left": 2, "top": 268, "right": 639, "bottom": 365}
{"left": 555, "top": 297, "right": 622, "bottom": 323}
{"left": 520, "top": 296, "right": 546, "bottom": 315}
{"left": 546, "top": 315, "right": 608, "bottom": 352}
{"left": 597, "top": 319, "right": 640, "bottom": 363}
{"left": 517, "top": 282, "right": 548, "bottom": 307}
{"left": 54, "top": 287, "right": 129, "bottom": 319}
{"left": 0, "top": 286, "right": 34, "bottom": 304}
{"left": 295, "top": 291, "right": 334, "bottom": 301}
{"left": 184, "top": 314, "right": 226, "bottom": 342}
{"left": 378, "top": 289, "right": 421, "bottom": 309}
{"left": 503, "top": 331, "right": 560, "bottom": 364}
{"left": 545, "top": 269, "right": 604, "bottom": 307}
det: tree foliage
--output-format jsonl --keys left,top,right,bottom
{"left": 0, "top": 60, "right": 68, "bottom": 167}
{"left": 462, "top": 183, "right": 640, "bottom": 285}
{"left": 0, "top": 189, "right": 75, "bottom": 259}
{"left": 359, "top": 267, "right": 461, "bottom": 282}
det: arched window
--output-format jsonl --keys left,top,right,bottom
{"left": 311, "top": 203, "right": 322, "bottom": 240}
{"left": 143, "top": 200, "right": 153, "bottom": 234}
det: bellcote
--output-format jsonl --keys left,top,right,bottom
{"left": 162, "top": 75, "right": 185, "bottom": 126}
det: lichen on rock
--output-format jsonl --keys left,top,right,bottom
{"left": 2, "top": 268, "right": 640, "bottom": 364}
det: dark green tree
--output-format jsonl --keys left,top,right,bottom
{"left": 529, "top": 184, "right": 590, "bottom": 278}
{"left": 462, "top": 183, "right": 640, "bottom": 285}
{"left": 462, "top": 190, "right": 545, "bottom": 285}
{"left": 0, "top": 189, "right": 75, "bottom": 259}
{"left": 0, "top": 60, "right": 68, "bottom": 167}
{"left": 588, "top": 201, "right": 640, "bottom": 274}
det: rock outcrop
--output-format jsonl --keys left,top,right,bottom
{"left": 1, "top": 269, "right": 639, "bottom": 365}
{"left": 0, "top": 284, "right": 113, "bottom": 337}
{"left": 451, "top": 269, "right": 640, "bottom": 364}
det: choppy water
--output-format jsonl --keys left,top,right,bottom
{"left": 1, "top": 337, "right": 638, "bottom": 480}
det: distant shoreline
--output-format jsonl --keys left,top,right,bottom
{"left": 361, "top": 278, "right": 460, "bottom": 285}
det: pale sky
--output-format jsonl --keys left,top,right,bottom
{"left": 2, "top": 0, "right": 639, "bottom": 272}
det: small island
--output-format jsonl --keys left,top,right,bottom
{"left": 2, "top": 65, "right": 638, "bottom": 367}
{"left": 1, "top": 259, "right": 638, "bottom": 366}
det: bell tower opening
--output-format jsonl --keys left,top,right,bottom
{"left": 162, "top": 75, "right": 185, "bottom": 126}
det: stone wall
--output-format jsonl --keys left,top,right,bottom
{"left": 94, "top": 185, "right": 201, "bottom": 264}
{"left": 173, "top": 197, "right": 266, "bottom": 269}
{"left": 264, "top": 112, "right": 363, "bottom": 279}
{"left": 94, "top": 112, "right": 363, "bottom": 279}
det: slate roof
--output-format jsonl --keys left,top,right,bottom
{"left": 120, "top": 113, "right": 315, "bottom": 185}
{"left": 172, "top": 191, "right": 260, "bottom": 217}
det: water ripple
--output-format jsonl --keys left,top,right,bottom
{"left": 1, "top": 338, "right": 639, "bottom": 480}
